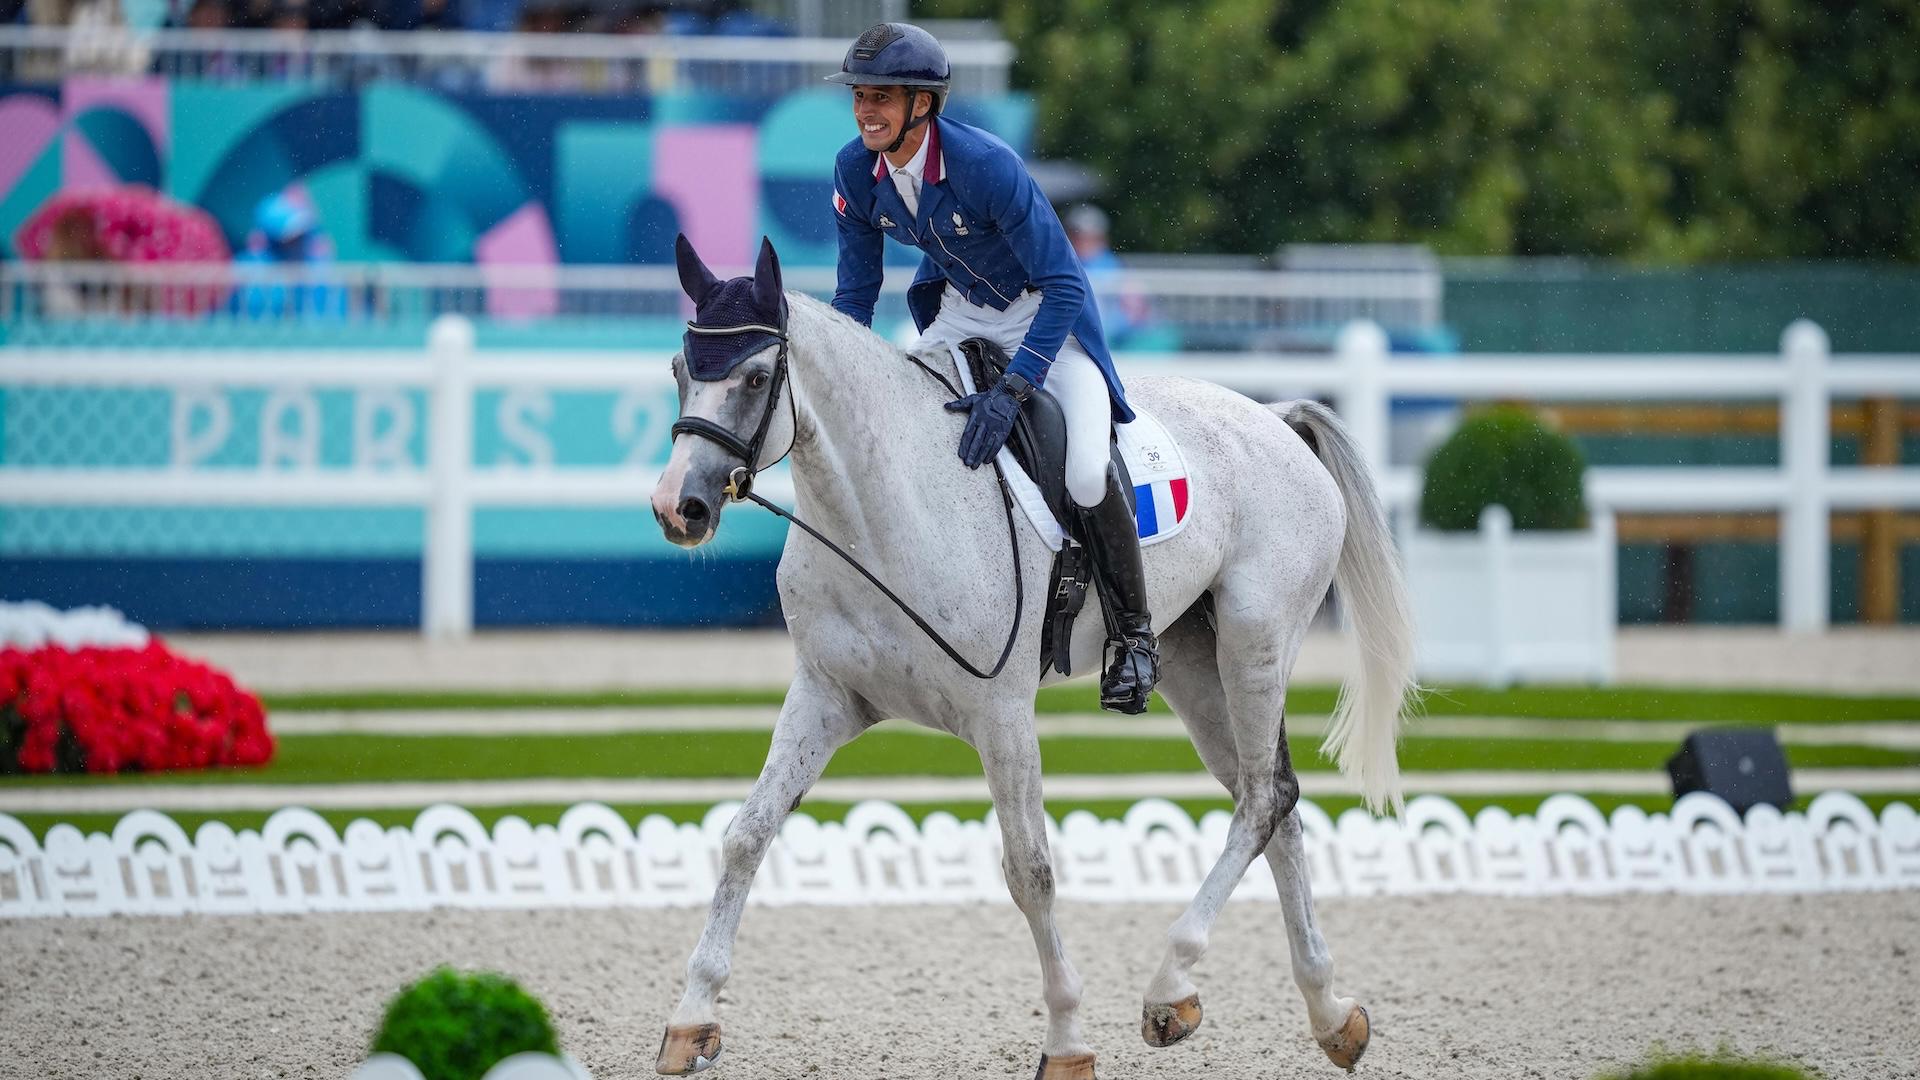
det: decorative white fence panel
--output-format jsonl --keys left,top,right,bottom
{"left": 1, "top": 793, "right": 1915, "bottom": 918}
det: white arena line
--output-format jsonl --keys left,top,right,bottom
{"left": 267, "top": 708, "right": 1920, "bottom": 750}
{"left": 4, "top": 768, "right": 1919, "bottom": 814}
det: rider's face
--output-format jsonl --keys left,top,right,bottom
{"left": 852, "top": 85, "right": 921, "bottom": 150}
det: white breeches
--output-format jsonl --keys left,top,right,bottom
{"left": 923, "top": 285, "right": 1115, "bottom": 508}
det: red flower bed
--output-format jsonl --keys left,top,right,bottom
{"left": 0, "top": 641, "right": 273, "bottom": 775}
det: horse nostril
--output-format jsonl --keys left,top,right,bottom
{"left": 679, "top": 497, "right": 710, "bottom": 525}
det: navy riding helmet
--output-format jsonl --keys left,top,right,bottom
{"left": 825, "top": 22, "right": 951, "bottom": 152}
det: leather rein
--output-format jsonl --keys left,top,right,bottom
{"left": 668, "top": 320, "right": 1024, "bottom": 680}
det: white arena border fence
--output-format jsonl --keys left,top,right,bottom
{"left": 1, "top": 316, "right": 1915, "bottom": 635}
{"left": 2, "top": 793, "right": 1916, "bottom": 918}
{"left": 0, "top": 259, "right": 1441, "bottom": 337}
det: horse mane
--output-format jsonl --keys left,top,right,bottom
{"left": 784, "top": 291, "right": 955, "bottom": 392}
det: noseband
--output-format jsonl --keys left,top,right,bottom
{"left": 668, "top": 320, "right": 793, "bottom": 502}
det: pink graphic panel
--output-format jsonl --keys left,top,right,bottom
{"left": 61, "top": 136, "right": 119, "bottom": 192}
{"left": 477, "top": 201, "right": 560, "bottom": 320}
{"left": 654, "top": 126, "right": 758, "bottom": 272}
{"left": 0, "top": 96, "right": 62, "bottom": 196}
{"left": 62, "top": 77, "right": 170, "bottom": 186}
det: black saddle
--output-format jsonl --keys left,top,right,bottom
{"left": 957, "top": 338, "right": 1130, "bottom": 525}
{"left": 956, "top": 338, "right": 1133, "bottom": 675}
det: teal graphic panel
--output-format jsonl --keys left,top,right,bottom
{"left": 0, "top": 76, "right": 1034, "bottom": 272}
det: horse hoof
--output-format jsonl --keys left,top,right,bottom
{"left": 656, "top": 1023, "right": 723, "bottom": 1074}
{"left": 1141, "top": 993, "right": 1203, "bottom": 1047}
{"left": 1034, "top": 1052, "right": 1097, "bottom": 1080}
{"left": 1316, "top": 1004, "right": 1370, "bottom": 1071}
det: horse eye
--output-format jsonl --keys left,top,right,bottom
{"left": 749, "top": 371, "right": 771, "bottom": 390}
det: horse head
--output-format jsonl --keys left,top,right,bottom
{"left": 651, "top": 233, "right": 795, "bottom": 547}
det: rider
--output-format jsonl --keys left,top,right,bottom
{"left": 826, "top": 22, "right": 1159, "bottom": 714}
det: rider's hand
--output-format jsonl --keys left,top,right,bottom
{"left": 944, "top": 375, "right": 1028, "bottom": 469}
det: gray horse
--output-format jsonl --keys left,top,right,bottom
{"left": 650, "top": 237, "right": 1417, "bottom": 1079}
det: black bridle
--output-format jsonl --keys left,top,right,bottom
{"left": 667, "top": 318, "right": 1024, "bottom": 680}
{"left": 669, "top": 320, "right": 795, "bottom": 502}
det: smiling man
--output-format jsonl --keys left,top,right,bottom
{"left": 826, "top": 22, "right": 1159, "bottom": 714}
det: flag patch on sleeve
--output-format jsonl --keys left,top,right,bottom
{"left": 833, "top": 189, "right": 847, "bottom": 217}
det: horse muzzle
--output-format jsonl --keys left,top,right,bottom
{"left": 650, "top": 478, "right": 719, "bottom": 548}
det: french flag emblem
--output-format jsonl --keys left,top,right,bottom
{"left": 833, "top": 189, "right": 847, "bottom": 217}
{"left": 1133, "top": 478, "right": 1189, "bottom": 540}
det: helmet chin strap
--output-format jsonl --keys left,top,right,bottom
{"left": 884, "top": 90, "right": 932, "bottom": 155}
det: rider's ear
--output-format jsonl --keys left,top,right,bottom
{"left": 752, "top": 237, "right": 782, "bottom": 315}
{"left": 675, "top": 232, "right": 721, "bottom": 307}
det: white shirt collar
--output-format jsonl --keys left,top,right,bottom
{"left": 890, "top": 126, "right": 932, "bottom": 183}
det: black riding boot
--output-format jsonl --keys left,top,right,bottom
{"left": 1077, "top": 469, "right": 1160, "bottom": 714}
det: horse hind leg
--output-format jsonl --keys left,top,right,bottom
{"left": 1270, "top": 809, "right": 1370, "bottom": 1069}
{"left": 656, "top": 672, "right": 870, "bottom": 1074}
{"left": 1136, "top": 598, "right": 1294, "bottom": 1047}
{"left": 1151, "top": 601, "right": 1369, "bottom": 1069}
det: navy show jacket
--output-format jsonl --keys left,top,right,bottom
{"left": 830, "top": 116, "right": 1134, "bottom": 423}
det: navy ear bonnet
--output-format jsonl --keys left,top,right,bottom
{"left": 676, "top": 234, "right": 787, "bottom": 381}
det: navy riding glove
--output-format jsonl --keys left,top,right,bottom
{"left": 945, "top": 376, "right": 1026, "bottom": 469}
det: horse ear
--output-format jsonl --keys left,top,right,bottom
{"left": 751, "top": 236, "right": 783, "bottom": 315}
{"left": 675, "top": 233, "right": 720, "bottom": 306}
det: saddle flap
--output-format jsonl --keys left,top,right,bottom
{"left": 957, "top": 338, "right": 1131, "bottom": 527}
{"left": 959, "top": 338, "right": 1073, "bottom": 525}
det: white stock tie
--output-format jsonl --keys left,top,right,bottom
{"left": 892, "top": 168, "right": 920, "bottom": 218}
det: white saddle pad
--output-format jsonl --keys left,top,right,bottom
{"left": 949, "top": 344, "right": 1192, "bottom": 552}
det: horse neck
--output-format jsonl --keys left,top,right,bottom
{"left": 781, "top": 297, "right": 978, "bottom": 551}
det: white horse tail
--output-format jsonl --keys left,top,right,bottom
{"left": 1275, "top": 399, "right": 1420, "bottom": 816}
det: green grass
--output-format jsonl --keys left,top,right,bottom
{"left": 3, "top": 729, "right": 1915, "bottom": 788}
{"left": 262, "top": 683, "right": 1920, "bottom": 725}
{"left": 1593, "top": 1051, "right": 1816, "bottom": 1080}
{"left": 10, "top": 791, "right": 1916, "bottom": 844}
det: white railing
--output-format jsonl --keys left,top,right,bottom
{"left": 0, "top": 317, "right": 1914, "bottom": 635}
{"left": 0, "top": 260, "right": 1441, "bottom": 338}
{"left": 1, "top": 793, "right": 1914, "bottom": 917}
{"left": 0, "top": 25, "right": 1013, "bottom": 96}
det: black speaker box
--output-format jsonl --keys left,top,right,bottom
{"left": 1665, "top": 727, "right": 1793, "bottom": 814}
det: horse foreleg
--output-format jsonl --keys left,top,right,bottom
{"left": 656, "top": 673, "right": 869, "bottom": 1075}
{"left": 977, "top": 723, "right": 1097, "bottom": 1080}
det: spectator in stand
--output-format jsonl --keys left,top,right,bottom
{"left": 491, "top": 0, "right": 591, "bottom": 91}
{"left": 234, "top": 190, "right": 346, "bottom": 320}
{"left": 1066, "top": 203, "right": 1158, "bottom": 349}
{"left": 27, "top": 0, "right": 149, "bottom": 74}
{"left": 265, "top": 0, "right": 306, "bottom": 30}
{"left": 180, "top": 0, "right": 226, "bottom": 25}
{"left": 602, "top": 0, "right": 663, "bottom": 34}
{"left": 600, "top": 1, "right": 668, "bottom": 92}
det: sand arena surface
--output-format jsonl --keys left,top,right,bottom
{"left": 4, "top": 892, "right": 1916, "bottom": 1079}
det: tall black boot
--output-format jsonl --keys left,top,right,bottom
{"left": 1077, "top": 468, "right": 1160, "bottom": 714}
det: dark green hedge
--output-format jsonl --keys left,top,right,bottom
{"left": 372, "top": 967, "right": 560, "bottom": 1080}
{"left": 1419, "top": 406, "right": 1586, "bottom": 531}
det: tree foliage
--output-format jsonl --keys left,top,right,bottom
{"left": 916, "top": 0, "right": 1920, "bottom": 261}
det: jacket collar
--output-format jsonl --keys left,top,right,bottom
{"left": 871, "top": 120, "right": 948, "bottom": 233}
{"left": 870, "top": 117, "right": 944, "bottom": 185}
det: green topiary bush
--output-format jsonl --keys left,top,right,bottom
{"left": 1420, "top": 404, "right": 1587, "bottom": 531}
{"left": 1592, "top": 1051, "right": 1818, "bottom": 1080}
{"left": 372, "top": 967, "right": 561, "bottom": 1080}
